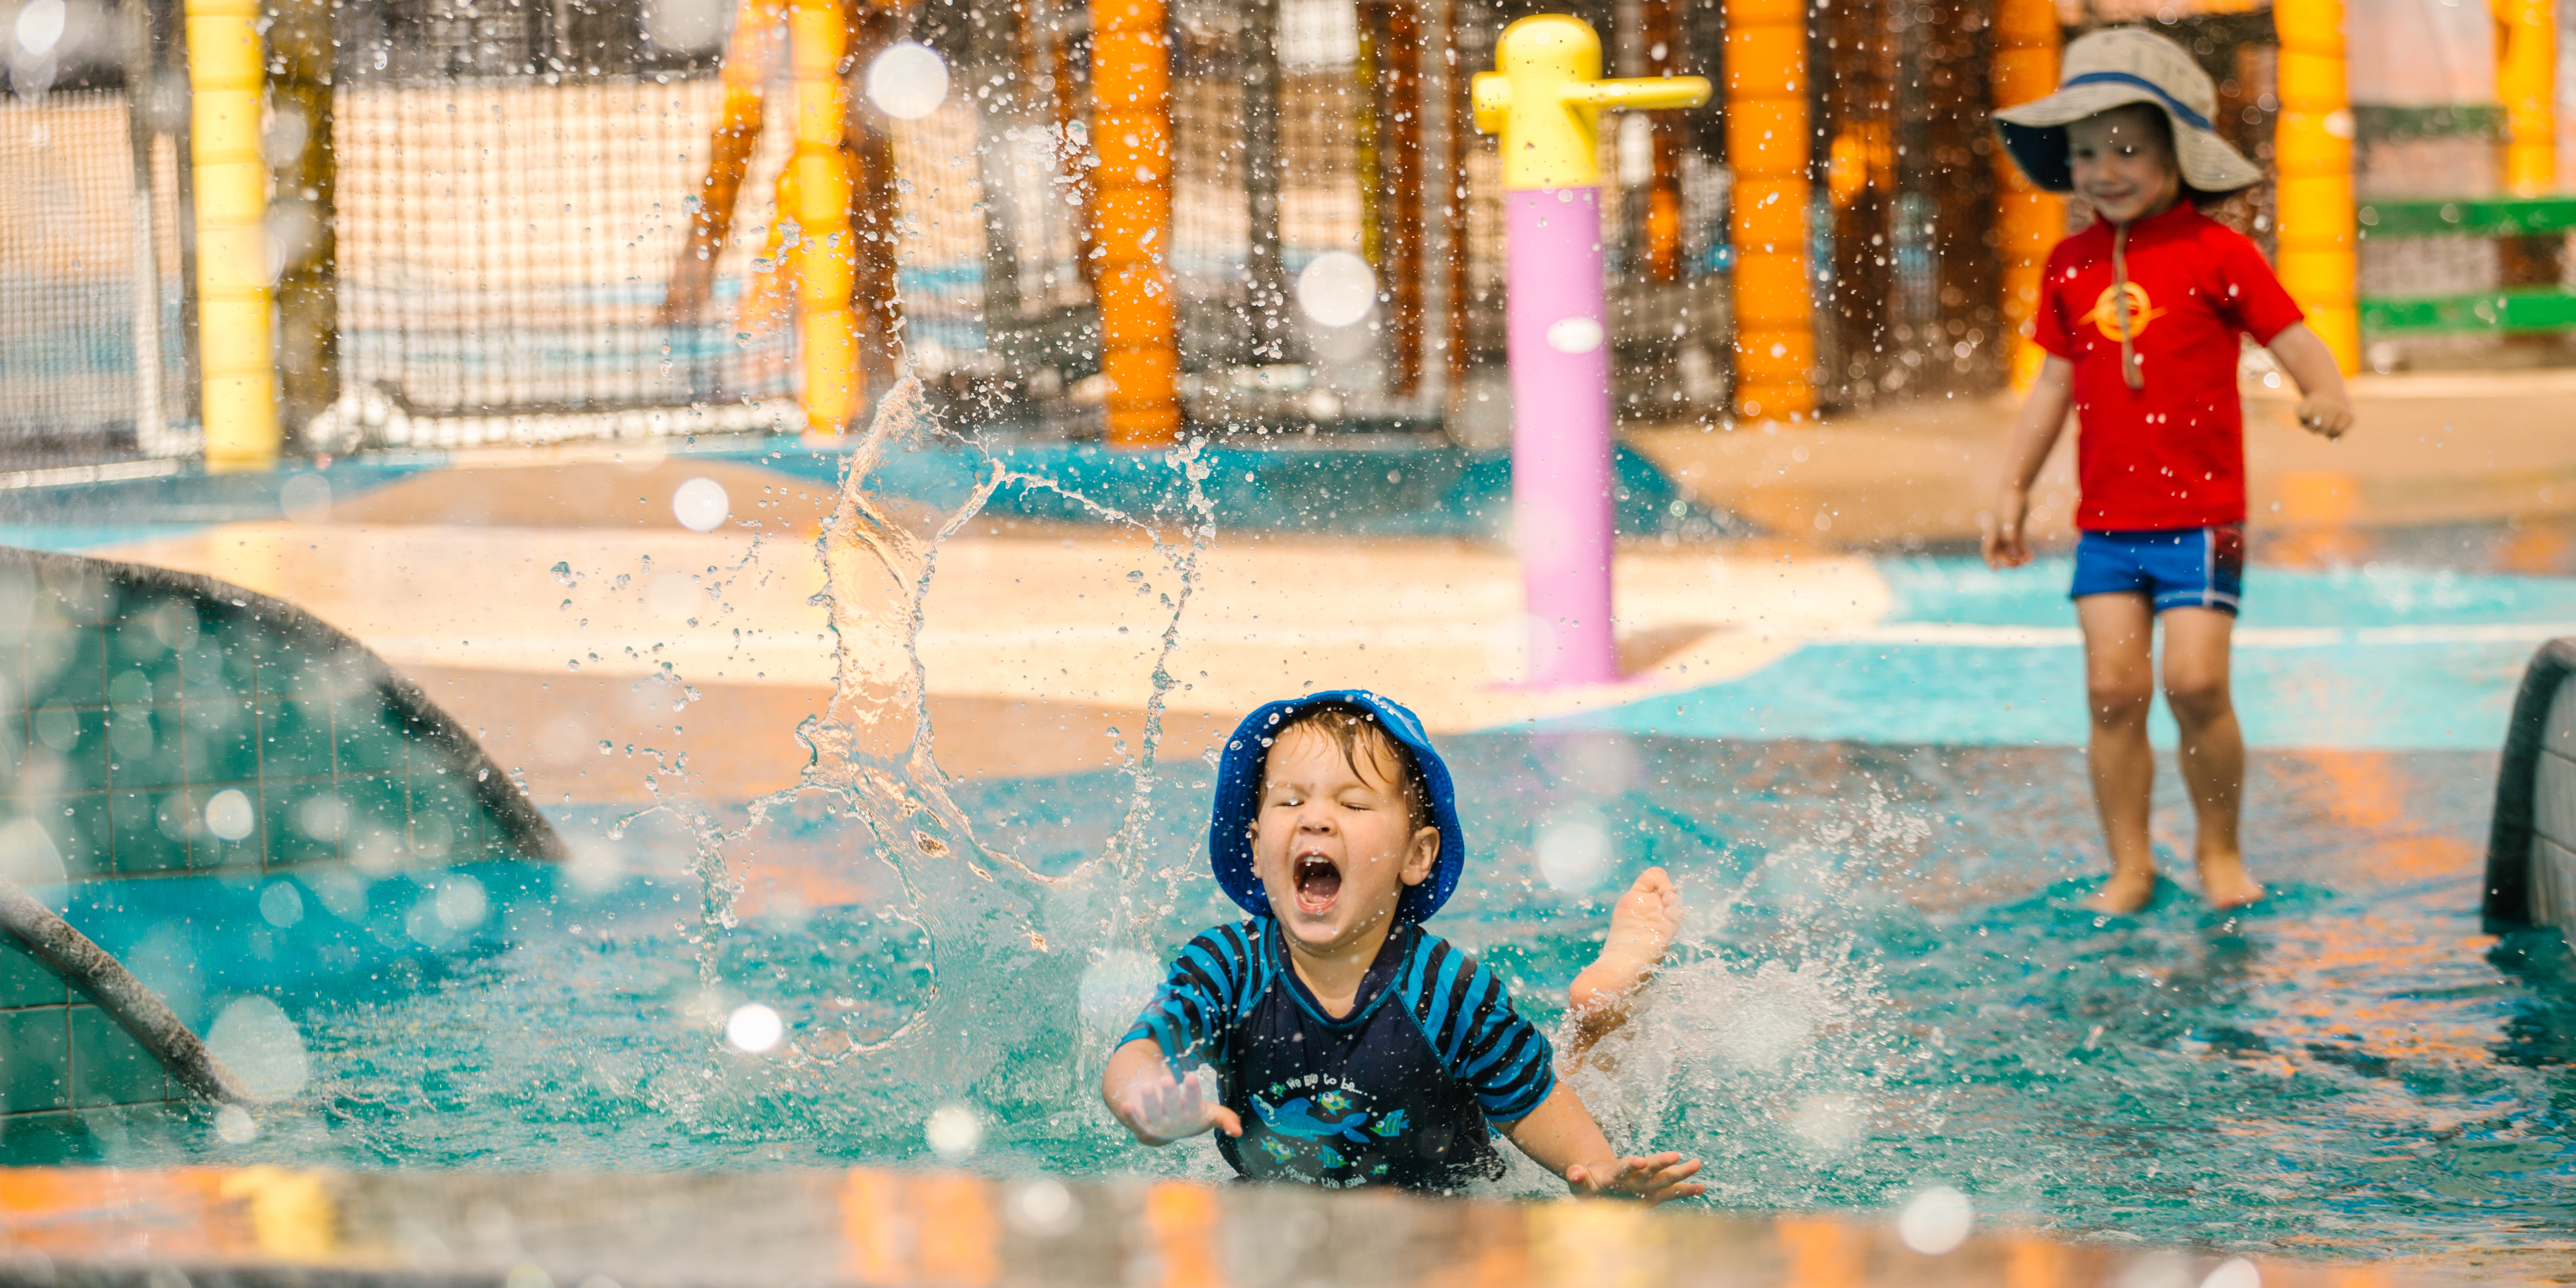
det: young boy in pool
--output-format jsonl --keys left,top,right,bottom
{"left": 1981, "top": 30, "right": 2354, "bottom": 914}
{"left": 1101, "top": 690, "right": 1702, "bottom": 1199}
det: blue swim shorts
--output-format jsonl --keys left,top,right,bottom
{"left": 2069, "top": 524, "right": 2246, "bottom": 615}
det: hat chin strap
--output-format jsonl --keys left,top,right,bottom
{"left": 2110, "top": 222, "right": 2144, "bottom": 391}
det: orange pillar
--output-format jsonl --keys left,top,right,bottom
{"left": 1725, "top": 0, "right": 1813, "bottom": 420}
{"left": 666, "top": 0, "right": 780, "bottom": 322}
{"left": 1090, "top": 0, "right": 1181, "bottom": 446}
{"left": 1991, "top": 0, "right": 2064, "bottom": 388}
{"left": 784, "top": 0, "right": 862, "bottom": 432}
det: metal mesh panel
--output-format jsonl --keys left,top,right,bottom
{"left": 0, "top": 91, "right": 187, "bottom": 470}
{"left": 331, "top": 76, "right": 798, "bottom": 440}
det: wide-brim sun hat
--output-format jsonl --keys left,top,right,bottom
{"left": 1993, "top": 26, "right": 2263, "bottom": 196}
{"left": 1209, "top": 691, "right": 1466, "bottom": 924}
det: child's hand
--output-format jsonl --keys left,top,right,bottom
{"left": 1117, "top": 1064, "right": 1242, "bottom": 1144}
{"left": 2296, "top": 393, "right": 2353, "bottom": 440}
{"left": 1566, "top": 1151, "right": 1707, "bottom": 1205}
{"left": 1980, "top": 487, "right": 2033, "bottom": 570}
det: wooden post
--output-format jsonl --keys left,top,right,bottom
{"left": 1640, "top": 0, "right": 1684, "bottom": 282}
{"left": 1919, "top": 0, "right": 1997, "bottom": 384}
{"left": 1356, "top": 3, "right": 1385, "bottom": 273}
{"left": 846, "top": 3, "right": 906, "bottom": 396}
{"left": 185, "top": 0, "right": 279, "bottom": 469}
{"left": 1246, "top": 0, "right": 1288, "bottom": 360}
{"left": 1823, "top": 0, "right": 1892, "bottom": 395}
{"left": 1990, "top": 0, "right": 2062, "bottom": 388}
{"left": 2274, "top": 0, "right": 2358, "bottom": 371}
{"left": 1724, "top": 0, "right": 1813, "bottom": 420}
{"left": 264, "top": 0, "right": 334, "bottom": 442}
{"left": 1442, "top": 0, "right": 1473, "bottom": 403}
{"left": 1091, "top": 0, "right": 1181, "bottom": 445}
{"left": 1385, "top": 0, "right": 1426, "bottom": 394}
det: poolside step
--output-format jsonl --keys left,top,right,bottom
{"left": 0, "top": 546, "right": 568, "bottom": 1118}
{"left": 0, "top": 1165, "right": 2438, "bottom": 1288}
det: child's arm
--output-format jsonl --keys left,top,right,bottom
{"left": 1498, "top": 1083, "right": 1705, "bottom": 1205}
{"left": 1101, "top": 1037, "right": 1242, "bottom": 1145}
{"left": 2263, "top": 321, "right": 2355, "bottom": 440}
{"left": 1981, "top": 355, "right": 2076, "bottom": 571}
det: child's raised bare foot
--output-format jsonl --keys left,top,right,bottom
{"left": 2196, "top": 852, "right": 2265, "bottom": 909}
{"left": 1569, "top": 867, "right": 1682, "bottom": 1022}
{"left": 2085, "top": 867, "right": 2158, "bottom": 915}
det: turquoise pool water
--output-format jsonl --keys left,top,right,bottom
{"left": 6, "top": 432, "right": 2573, "bottom": 1273}
{"left": 3, "top": 729, "right": 2568, "bottom": 1271}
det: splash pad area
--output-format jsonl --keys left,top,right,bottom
{"left": 0, "top": 390, "right": 2571, "bottom": 1283}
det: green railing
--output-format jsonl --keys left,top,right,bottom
{"left": 2356, "top": 195, "right": 2576, "bottom": 338}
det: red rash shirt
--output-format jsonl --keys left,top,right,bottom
{"left": 2032, "top": 203, "right": 2305, "bottom": 531}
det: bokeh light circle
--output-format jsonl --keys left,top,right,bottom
{"left": 1296, "top": 252, "right": 1377, "bottom": 328}
{"left": 1897, "top": 1185, "right": 1974, "bottom": 1254}
{"left": 925, "top": 1103, "right": 983, "bottom": 1160}
{"left": 725, "top": 1002, "right": 784, "bottom": 1053}
{"left": 672, "top": 477, "right": 729, "bottom": 531}
{"left": 867, "top": 42, "right": 950, "bottom": 120}
{"left": 204, "top": 789, "right": 257, "bottom": 842}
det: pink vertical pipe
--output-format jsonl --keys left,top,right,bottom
{"left": 1507, "top": 188, "right": 1618, "bottom": 687}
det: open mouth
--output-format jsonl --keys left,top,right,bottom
{"left": 1293, "top": 852, "right": 1342, "bottom": 913}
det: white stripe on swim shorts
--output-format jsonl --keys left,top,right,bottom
{"left": 2199, "top": 526, "right": 2240, "bottom": 610}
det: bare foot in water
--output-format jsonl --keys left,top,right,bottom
{"left": 2085, "top": 866, "right": 2158, "bottom": 915}
{"left": 2196, "top": 851, "right": 2265, "bottom": 909}
{"left": 1569, "top": 868, "right": 1683, "bottom": 1035}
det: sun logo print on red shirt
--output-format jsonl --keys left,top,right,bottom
{"left": 2081, "top": 281, "right": 2168, "bottom": 341}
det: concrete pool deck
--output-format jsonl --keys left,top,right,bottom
{"left": 0, "top": 1165, "right": 2445, "bottom": 1288}
{"left": 12, "top": 364, "right": 2574, "bottom": 801}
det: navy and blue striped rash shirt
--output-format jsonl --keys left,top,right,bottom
{"left": 1122, "top": 918, "right": 1556, "bottom": 1191}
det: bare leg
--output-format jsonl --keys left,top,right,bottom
{"left": 1565, "top": 868, "right": 1682, "bottom": 1059}
{"left": 2076, "top": 594, "right": 2159, "bottom": 913}
{"left": 2160, "top": 607, "right": 2261, "bottom": 907}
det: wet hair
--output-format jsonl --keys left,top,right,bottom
{"left": 1262, "top": 703, "right": 1432, "bottom": 834}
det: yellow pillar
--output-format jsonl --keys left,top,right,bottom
{"left": 185, "top": 0, "right": 279, "bottom": 470}
{"left": 2274, "top": 0, "right": 2360, "bottom": 372}
{"left": 2496, "top": 0, "right": 2557, "bottom": 195}
{"left": 1725, "top": 0, "right": 1813, "bottom": 421}
{"left": 1991, "top": 0, "right": 2065, "bottom": 389}
{"left": 785, "top": 0, "right": 860, "bottom": 433}
{"left": 1091, "top": 0, "right": 1180, "bottom": 447}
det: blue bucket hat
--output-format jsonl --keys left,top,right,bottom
{"left": 1209, "top": 691, "right": 1466, "bottom": 924}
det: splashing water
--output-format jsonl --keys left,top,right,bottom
{"left": 7, "top": 390, "right": 2572, "bottom": 1276}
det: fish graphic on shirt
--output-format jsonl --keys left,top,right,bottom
{"left": 1250, "top": 1094, "right": 1372, "bottom": 1143}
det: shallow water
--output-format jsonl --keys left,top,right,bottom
{"left": 8, "top": 733, "right": 2572, "bottom": 1272}
{"left": 7, "top": 403, "right": 2572, "bottom": 1277}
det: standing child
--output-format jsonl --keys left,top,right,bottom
{"left": 1981, "top": 29, "right": 2355, "bottom": 913}
{"left": 1102, "top": 690, "right": 1701, "bottom": 1199}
